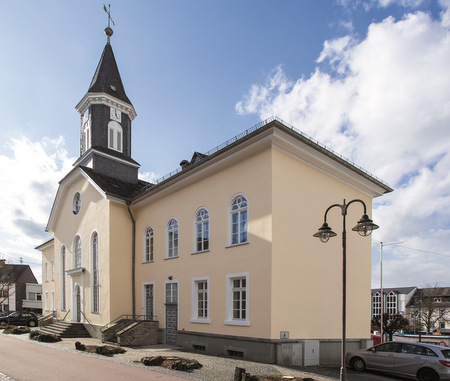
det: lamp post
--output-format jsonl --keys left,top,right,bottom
{"left": 314, "top": 199, "right": 379, "bottom": 381}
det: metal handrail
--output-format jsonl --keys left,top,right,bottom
{"left": 79, "top": 310, "right": 93, "bottom": 327}
{"left": 100, "top": 314, "right": 155, "bottom": 331}
{"left": 62, "top": 310, "right": 70, "bottom": 321}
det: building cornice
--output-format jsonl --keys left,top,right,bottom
{"left": 75, "top": 92, "right": 136, "bottom": 121}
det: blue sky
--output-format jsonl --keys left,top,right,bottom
{"left": 0, "top": 0, "right": 449, "bottom": 287}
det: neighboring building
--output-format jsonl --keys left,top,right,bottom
{"left": 0, "top": 259, "right": 39, "bottom": 313}
{"left": 406, "top": 287, "right": 450, "bottom": 333}
{"left": 371, "top": 287, "right": 416, "bottom": 317}
{"left": 22, "top": 283, "right": 42, "bottom": 315}
{"left": 36, "top": 25, "right": 392, "bottom": 365}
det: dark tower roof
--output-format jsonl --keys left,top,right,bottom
{"left": 88, "top": 41, "right": 131, "bottom": 105}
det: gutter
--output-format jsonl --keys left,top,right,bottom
{"left": 126, "top": 199, "right": 136, "bottom": 319}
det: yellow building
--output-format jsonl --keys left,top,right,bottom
{"left": 36, "top": 27, "right": 392, "bottom": 365}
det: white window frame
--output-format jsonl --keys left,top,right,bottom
{"left": 45, "top": 262, "right": 48, "bottom": 282}
{"left": 73, "top": 235, "right": 82, "bottom": 268}
{"left": 143, "top": 227, "right": 154, "bottom": 262}
{"left": 91, "top": 231, "right": 100, "bottom": 314}
{"left": 225, "top": 272, "right": 250, "bottom": 326}
{"left": 372, "top": 292, "right": 381, "bottom": 317}
{"left": 60, "top": 245, "right": 67, "bottom": 311}
{"left": 166, "top": 218, "right": 179, "bottom": 259}
{"left": 45, "top": 291, "right": 49, "bottom": 311}
{"left": 51, "top": 291, "right": 55, "bottom": 311}
{"left": 227, "top": 194, "right": 249, "bottom": 246}
{"left": 193, "top": 208, "right": 210, "bottom": 253}
{"left": 191, "top": 276, "right": 210, "bottom": 323}
{"left": 108, "top": 121, "right": 123, "bottom": 152}
{"left": 51, "top": 260, "right": 55, "bottom": 280}
{"left": 386, "top": 291, "right": 397, "bottom": 315}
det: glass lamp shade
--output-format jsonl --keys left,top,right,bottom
{"left": 352, "top": 214, "right": 379, "bottom": 237}
{"left": 313, "top": 223, "right": 337, "bottom": 243}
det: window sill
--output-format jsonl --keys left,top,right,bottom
{"left": 164, "top": 256, "right": 179, "bottom": 260}
{"left": 224, "top": 319, "right": 250, "bottom": 327}
{"left": 190, "top": 318, "right": 210, "bottom": 324}
{"left": 225, "top": 242, "right": 249, "bottom": 249}
{"left": 191, "top": 250, "right": 210, "bottom": 255}
{"left": 142, "top": 260, "right": 154, "bottom": 264}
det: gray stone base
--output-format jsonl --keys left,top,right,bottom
{"left": 177, "top": 331, "right": 371, "bottom": 366}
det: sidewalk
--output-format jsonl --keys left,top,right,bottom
{"left": 4, "top": 331, "right": 338, "bottom": 381}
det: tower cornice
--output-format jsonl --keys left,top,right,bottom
{"left": 76, "top": 92, "right": 137, "bottom": 121}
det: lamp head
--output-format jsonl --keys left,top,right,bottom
{"left": 313, "top": 222, "right": 337, "bottom": 243}
{"left": 352, "top": 214, "right": 379, "bottom": 237}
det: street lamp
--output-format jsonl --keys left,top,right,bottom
{"left": 314, "top": 199, "right": 379, "bottom": 381}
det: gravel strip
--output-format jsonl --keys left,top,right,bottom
{"left": 6, "top": 332, "right": 336, "bottom": 381}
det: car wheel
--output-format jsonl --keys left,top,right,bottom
{"left": 28, "top": 320, "right": 36, "bottom": 327}
{"left": 417, "top": 368, "right": 439, "bottom": 381}
{"left": 350, "top": 357, "right": 366, "bottom": 372}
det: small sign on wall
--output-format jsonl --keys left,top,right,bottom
{"left": 280, "top": 331, "right": 289, "bottom": 339}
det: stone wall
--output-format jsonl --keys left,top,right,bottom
{"left": 116, "top": 321, "right": 159, "bottom": 346}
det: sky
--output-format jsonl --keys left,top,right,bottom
{"left": 0, "top": 0, "right": 449, "bottom": 288}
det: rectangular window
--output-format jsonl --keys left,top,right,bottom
{"left": 191, "top": 277, "right": 210, "bottom": 323}
{"left": 28, "top": 292, "right": 36, "bottom": 301}
{"left": 45, "top": 291, "right": 49, "bottom": 310}
{"left": 225, "top": 272, "right": 249, "bottom": 326}
{"left": 37, "top": 293, "right": 42, "bottom": 301}
{"left": 109, "top": 129, "right": 114, "bottom": 149}
{"left": 165, "top": 282, "right": 178, "bottom": 304}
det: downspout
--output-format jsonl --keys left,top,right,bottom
{"left": 126, "top": 199, "right": 136, "bottom": 319}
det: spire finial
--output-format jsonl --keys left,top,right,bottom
{"left": 103, "top": 4, "right": 115, "bottom": 42}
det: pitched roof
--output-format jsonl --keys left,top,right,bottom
{"left": 81, "top": 167, "right": 149, "bottom": 199}
{"left": 372, "top": 286, "right": 416, "bottom": 295}
{"left": 88, "top": 42, "right": 131, "bottom": 105}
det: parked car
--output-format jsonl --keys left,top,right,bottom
{"left": 0, "top": 310, "right": 14, "bottom": 317}
{"left": 0, "top": 311, "right": 38, "bottom": 327}
{"left": 345, "top": 341, "right": 450, "bottom": 381}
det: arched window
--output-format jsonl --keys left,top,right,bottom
{"left": 228, "top": 195, "right": 248, "bottom": 245}
{"left": 108, "top": 121, "right": 123, "bottom": 152}
{"left": 60, "top": 245, "right": 66, "bottom": 311}
{"left": 386, "top": 291, "right": 397, "bottom": 315}
{"left": 194, "top": 208, "right": 209, "bottom": 252}
{"left": 144, "top": 227, "right": 154, "bottom": 262}
{"left": 166, "top": 218, "right": 179, "bottom": 258}
{"left": 74, "top": 235, "right": 82, "bottom": 268}
{"left": 372, "top": 291, "right": 381, "bottom": 317}
{"left": 91, "top": 232, "right": 100, "bottom": 314}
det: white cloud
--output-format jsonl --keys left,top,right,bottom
{"left": 237, "top": 7, "right": 450, "bottom": 287}
{"left": 0, "top": 136, "right": 75, "bottom": 281}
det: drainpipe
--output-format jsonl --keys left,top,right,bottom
{"left": 126, "top": 200, "right": 136, "bottom": 319}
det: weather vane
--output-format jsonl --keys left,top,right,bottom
{"left": 103, "top": 4, "right": 115, "bottom": 28}
{"left": 103, "top": 4, "right": 115, "bottom": 42}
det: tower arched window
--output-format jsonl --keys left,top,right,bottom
{"left": 166, "top": 218, "right": 179, "bottom": 258}
{"left": 194, "top": 208, "right": 209, "bottom": 252}
{"left": 91, "top": 232, "right": 100, "bottom": 313}
{"left": 144, "top": 227, "right": 154, "bottom": 262}
{"left": 228, "top": 194, "right": 248, "bottom": 246}
{"left": 108, "top": 121, "right": 123, "bottom": 152}
{"left": 74, "top": 235, "right": 82, "bottom": 268}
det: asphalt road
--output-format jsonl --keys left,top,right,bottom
{"left": 0, "top": 334, "right": 185, "bottom": 381}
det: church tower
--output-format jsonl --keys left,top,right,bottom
{"left": 74, "top": 25, "right": 139, "bottom": 184}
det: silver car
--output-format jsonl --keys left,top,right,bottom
{"left": 345, "top": 341, "right": 450, "bottom": 381}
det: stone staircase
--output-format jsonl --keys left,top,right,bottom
{"left": 38, "top": 321, "right": 91, "bottom": 338}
